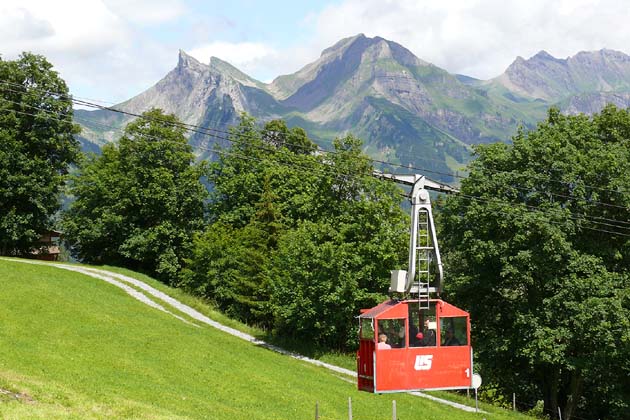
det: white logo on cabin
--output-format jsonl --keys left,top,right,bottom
{"left": 414, "top": 354, "right": 433, "bottom": 371}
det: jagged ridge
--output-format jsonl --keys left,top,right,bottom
{"left": 75, "top": 36, "right": 630, "bottom": 181}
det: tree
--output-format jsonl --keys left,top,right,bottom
{"left": 182, "top": 222, "right": 274, "bottom": 327}
{"left": 0, "top": 52, "right": 80, "bottom": 255}
{"left": 207, "top": 115, "right": 321, "bottom": 228}
{"left": 440, "top": 106, "right": 630, "bottom": 420}
{"left": 63, "top": 108, "right": 207, "bottom": 283}
{"left": 182, "top": 116, "right": 409, "bottom": 348}
{"left": 269, "top": 135, "right": 409, "bottom": 349}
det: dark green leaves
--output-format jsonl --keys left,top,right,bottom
{"left": 63, "top": 109, "right": 208, "bottom": 283}
{"left": 0, "top": 53, "right": 80, "bottom": 255}
{"left": 183, "top": 116, "right": 408, "bottom": 349}
{"left": 441, "top": 106, "right": 630, "bottom": 420}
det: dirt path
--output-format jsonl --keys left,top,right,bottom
{"left": 1, "top": 258, "right": 482, "bottom": 413}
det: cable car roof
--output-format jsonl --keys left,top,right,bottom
{"left": 359, "top": 300, "right": 398, "bottom": 318}
{"left": 359, "top": 299, "right": 470, "bottom": 319}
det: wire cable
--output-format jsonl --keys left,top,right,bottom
{"left": 3, "top": 77, "right": 627, "bottom": 202}
{"left": 2, "top": 103, "right": 629, "bottom": 238}
{"left": 3, "top": 77, "right": 628, "bottom": 197}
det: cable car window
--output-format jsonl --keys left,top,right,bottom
{"left": 440, "top": 317, "right": 468, "bottom": 346}
{"left": 408, "top": 302, "right": 437, "bottom": 347}
{"left": 360, "top": 318, "right": 374, "bottom": 340}
{"left": 377, "top": 319, "right": 405, "bottom": 349}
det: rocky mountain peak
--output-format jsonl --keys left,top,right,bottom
{"left": 495, "top": 48, "right": 630, "bottom": 101}
{"left": 209, "top": 56, "right": 241, "bottom": 73}
{"left": 532, "top": 50, "right": 561, "bottom": 62}
{"left": 177, "top": 50, "right": 206, "bottom": 72}
{"left": 600, "top": 48, "right": 630, "bottom": 61}
{"left": 571, "top": 48, "right": 630, "bottom": 67}
{"left": 320, "top": 33, "right": 367, "bottom": 58}
{"left": 505, "top": 51, "right": 566, "bottom": 74}
{"left": 318, "top": 34, "right": 425, "bottom": 67}
{"left": 208, "top": 56, "right": 264, "bottom": 88}
{"left": 114, "top": 49, "right": 271, "bottom": 132}
{"left": 268, "top": 34, "right": 429, "bottom": 103}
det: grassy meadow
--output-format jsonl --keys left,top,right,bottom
{"left": 0, "top": 259, "right": 532, "bottom": 419}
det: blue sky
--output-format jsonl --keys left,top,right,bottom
{"left": 2, "top": 0, "right": 630, "bottom": 105}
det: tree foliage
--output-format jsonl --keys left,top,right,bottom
{"left": 440, "top": 106, "right": 630, "bottom": 420}
{"left": 181, "top": 116, "right": 408, "bottom": 348}
{"left": 63, "top": 109, "right": 207, "bottom": 283}
{"left": 0, "top": 52, "right": 80, "bottom": 255}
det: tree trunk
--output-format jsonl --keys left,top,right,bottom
{"left": 563, "top": 370, "right": 583, "bottom": 420}
{"left": 543, "top": 369, "right": 560, "bottom": 419}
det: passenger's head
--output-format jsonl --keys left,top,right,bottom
{"left": 378, "top": 333, "right": 388, "bottom": 343}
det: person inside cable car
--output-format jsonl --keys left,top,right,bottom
{"left": 420, "top": 318, "right": 436, "bottom": 346}
{"left": 409, "top": 318, "right": 423, "bottom": 347}
{"left": 377, "top": 333, "right": 391, "bottom": 349}
{"left": 442, "top": 328, "right": 460, "bottom": 346}
{"left": 392, "top": 323, "right": 406, "bottom": 348}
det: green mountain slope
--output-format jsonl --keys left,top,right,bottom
{"left": 74, "top": 35, "right": 630, "bottom": 184}
{"left": 0, "top": 259, "right": 531, "bottom": 420}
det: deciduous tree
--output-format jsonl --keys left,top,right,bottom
{"left": 63, "top": 109, "right": 207, "bottom": 283}
{"left": 440, "top": 106, "right": 630, "bottom": 420}
{"left": 182, "top": 116, "right": 408, "bottom": 348}
{"left": 0, "top": 53, "right": 80, "bottom": 255}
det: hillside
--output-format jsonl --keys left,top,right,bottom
{"left": 0, "top": 259, "right": 532, "bottom": 420}
{"left": 75, "top": 35, "right": 630, "bottom": 182}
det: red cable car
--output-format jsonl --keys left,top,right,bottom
{"left": 357, "top": 174, "right": 475, "bottom": 393}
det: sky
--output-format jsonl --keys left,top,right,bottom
{"left": 2, "top": 0, "right": 630, "bottom": 105}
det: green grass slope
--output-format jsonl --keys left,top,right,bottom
{"left": 0, "top": 259, "right": 531, "bottom": 419}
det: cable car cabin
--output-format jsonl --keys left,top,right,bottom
{"left": 357, "top": 173, "right": 474, "bottom": 393}
{"left": 357, "top": 299, "right": 472, "bottom": 393}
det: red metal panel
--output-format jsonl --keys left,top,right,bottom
{"left": 438, "top": 300, "right": 470, "bottom": 317}
{"left": 359, "top": 299, "right": 408, "bottom": 319}
{"left": 374, "top": 345, "right": 472, "bottom": 391}
{"left": 357, "top": 339, "right": 375, "bottom": 392}
{"left": 359, "top": 299, "right": 473, "bottom": 392}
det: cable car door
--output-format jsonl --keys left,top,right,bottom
{"left": 357, "top": 317, "right": 375, "bottom": 392}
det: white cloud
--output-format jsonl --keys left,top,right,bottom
{"left": 189, "top": 41, "right": 277, "bottom": 66}
{"left": 2, "top": 0, "right": 630, "bottom": 105}
{"left": 0, "top": 7, "right": 55, "bottom": 43}
{"left": 0, "top": 0, "right": 177, "bottom": 103}
{"left": 188, "top": 41, "right": 287, "bottom": 82}
{"left": 308, "top": 0, "right": 630, "bottom": 79}
{"left": 0, "top": 0, "right": 126, "bottom": 57}
{"left": 103, "top": 0, "right": 187, "bottom": 25}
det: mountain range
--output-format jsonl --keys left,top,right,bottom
{"left": 75, "top": 34, "right": 630, "bottom": 181}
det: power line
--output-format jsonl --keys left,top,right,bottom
{"left": 2, "top": 78, "right": 468, "bottom": 171}
{"left": 0, "top": 78, "right": 614, "bottom": 199}
{"left": 0, "top": 82, "right": 619, "bottom": 194}
{"left": 2, "top": 77, "right": 627, "bottom": 202}
{"left": 31, "top": 85, "right": 630, "bottom": 209}
{"left": 0, "top": 105, "right": 376, "bottom": 188}
{"left": 4, "top": 91, "right": 629, "bottom": 230}
{"left": 2, "top": 78, "right": 629, "bottom": 231}
{"left": 2, "top": 103, "right": 629, "bottom": 238}
{"left": 4, "top": 84, "right": 628, "bottom": 218}
{"left": 63, "top": 113, "right": 630, "bottom": 231}
{"left": 457, "top": 193, "right": 630, "bottom": 237}
{"left": 0, "top": 79, "right": 463, "bottom": 180}
{"left": 72, "top": 96, "right": 467, "bottom": 182}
